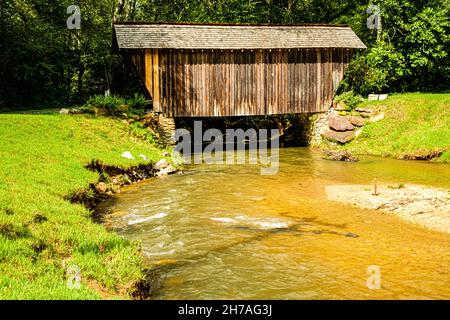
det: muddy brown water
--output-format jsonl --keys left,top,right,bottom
{"left": 99, "top": 148, "right": 450, "bottom": 299}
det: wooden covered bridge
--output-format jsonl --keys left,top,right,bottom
{"left": 114, "top": 23, "right": 366, "bottom": 117}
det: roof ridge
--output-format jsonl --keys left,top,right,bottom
{"left": 114, "top": 22, "right": 350, "bottom": 28}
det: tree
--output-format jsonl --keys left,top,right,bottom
{"left": 1, "top": 0, "right": 449, "bottom": 108}
{"left": 343, "top": 0, "right": 450, "bottom": 93}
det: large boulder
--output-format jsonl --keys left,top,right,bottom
{"left": 95, "top": 182, "right": 108, "bottom": 193}
{"left": 91, "top": 107, "right": 108, "bottom": 116}
{"left": 347, "top": 115, "right": 366, "bottom": 127}
{"left": 328, "top": 113, "right": 354, "bottom": 132}
{"left": 355, "top": 107, "right": 374, "bottom": 113}
{"left": 355, "top": 108, "right": 374, "bottom": 118}
{"left": 155, "top": 159, "right": 169, "bottom": 169}
{"left": 333, "top": 101, "right": 348, "bottom": 111}
{"left": 156, "top": 164, "right": 177, "bottom": 177}
{"left": 323, "top": 150, "right": 359, "bottom": 162}
{"left": 70, "top": 108, "right": 84, "bottom": 115}
{"left": 321, "top": 129, "right": 355, "bottom": 144}
{"left": 121, "top": 151, "right": 135, "bottom": 160}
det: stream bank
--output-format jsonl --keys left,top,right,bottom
{"left": 318, "top": 93, "right": 450, "bottom": 163}
{"left": 100, "top": 148, "right": 450, "bottom": 299}
{"left": 68, "top": 159, "right": 180, "bottom": 299}
{"left": 69, "top": 159, "right": 178, "bottom": 217}
{"left": 0, "top": 113, "right": 172, "bottom": 299}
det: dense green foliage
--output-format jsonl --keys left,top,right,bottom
{"left": 0, "top": 114, "right": 166, "bottom": 299}
{"left": 333, "top": 91, "right": 365, "bottom": 111}
{"left": 85, "top": 93, "right": 149, "bottom": 115}
{"left": 342, "top": 0, "right": 450, "bottom": 94}
{"left": 0, "top": 0, "right": 142, "bottom": 108}
{"left": 1, "top": 0, "right": 450, "bottom": 108}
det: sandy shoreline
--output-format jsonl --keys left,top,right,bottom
{"left": 326, "top": 184, "right": 450, "bottom": 234}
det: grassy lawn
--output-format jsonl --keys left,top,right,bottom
{"left": 0, "top": 113, "right": 166, "bottom": 299}
{"left": 338, "top": 93, "right": 450, "bottom": 162}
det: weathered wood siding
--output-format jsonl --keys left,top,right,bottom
{"left": 130, "top": 48, "right": 353, "bottom": 117}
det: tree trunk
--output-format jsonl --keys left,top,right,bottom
{"left": 78, "top": 64, "right": 85, "bottom": 97}
{"left": 113, "top": 0, "right": 136, "bottom": 22}
{"left": 288, "top": 0, "right": 294, "bottom": 12}
{"left": 377, "top": 16, "right": 383, "bottom": 41}
{"left": 114, "top": 0, "right": 126, "bottom": 21}
{"left": 106, "top": 0, "right": 137, "bottom": 96}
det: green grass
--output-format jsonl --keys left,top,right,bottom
{"left": 0, "top": 114, "right": 167, "bottom": 299}
{"left": 338, "top": 93, "right": 450, "bottom": 162}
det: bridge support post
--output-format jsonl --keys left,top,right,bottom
{"left": 142, "top": 112, "right": 176, "bottom": 147}
{"left": 293, "top": 112, "right": 330, "bottom": 146}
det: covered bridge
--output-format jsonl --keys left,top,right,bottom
{"left": 114, "top": 23, "right": 366, "bottom": 117}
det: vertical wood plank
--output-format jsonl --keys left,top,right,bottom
{"left": 172, "top": 50, "right": 177, "bottom": 116}
{"left": 145, "top": 49, "right": 153, "bottom": 100}
{"left": 214, "top": 50, "right": 220, "bottom": 116}
{"left": 183, "top": 51, "right": 188, "bottom": 115}
{"left": 193, "top": 50, "right": 198, "bottom": 117}
{"left": 201, "top": 51, "right": 206, "bottom": 116}
{"left": 316, "top": 48, "right": 321, "bottom": 111}
{"left": 166, "top": 51, "right": 171, "bottom": 116}
{"left": 283, "top": 49, "right": 288, "bottom": 114}
{"left": 240, "top": 51, "right": 244, "bottom": 116}
{"left": 152, "top": 49, "right": 160, "bottom": 111}
{"left": 308, "top": 49, "right": 312, "bottom": 113}
{"left": 326, "top": 48, "right": 333, "bottom": 110}
{"left": 205, "top": 50, "right": 210, "bottom": 117}
{"left": 256, "top": 50, "right": 262, "bottom": 114}
{"left": 187, "top": 51, "right": 193, "bottom": 116}
{"left": 236, "top": 51, "right": 240, "bottom": 115}
{"left": 252, "top": 51, "right": 255, "bottom": 115}
{"left": 160, "top": 51, "right": 166, "bottom": 115}
{"left": 224, "top": 50, "right": 228, "bottom": 116}
{"left": 268, "top": 50, "right": 273, "bottom": 115}
{"left": 230, "top": 50, "right": 235, "bottom": 116}
{"left": 246, "top": 51, "right": 250, "bottom": 115}
{"left": 297, "top": 49, "right": 301, "bottom": 113}
{"left": 272, "top": 50, "right": 276, "bottom": 115}
{"left": 303, "top": 49, "right": 307, "bottom": 113}
{"left": 275, "top": 50, "right": 279, "bottom": 115}
{"left": 291, "top": 50, "right": 296, "bottom": 112}
{"left": 298, "top": 49, "right": 303, "bottom": 113}
{"left": 178, "top": 50, "right": 184, "bottom": 115}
